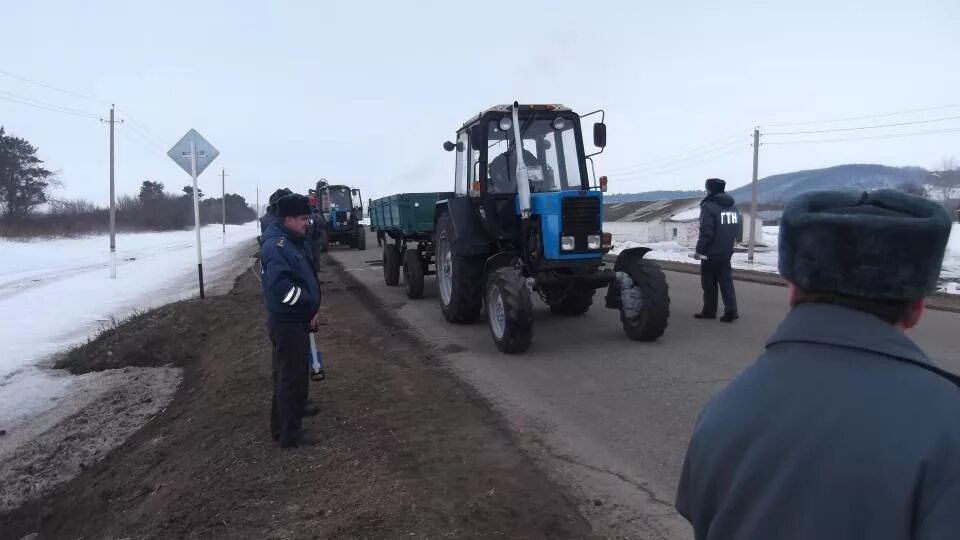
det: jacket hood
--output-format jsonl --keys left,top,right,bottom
{"left": 703, "top": 192, "right": 735, "bottom": 208}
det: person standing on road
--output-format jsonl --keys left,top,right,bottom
{"left": 694, "top": 178, "right": 741, "bottom": 322}
{"left": 260, "top": 194, "right": 321, "bottom": 448}
{"left": 676, "top": 189, "right": 958, "bottom": 540}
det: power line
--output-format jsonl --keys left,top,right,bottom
{"left": 764, "top": 114, "right": 960, "bottom": 136}
{"left": 116, "top": 107, "right": 167, "bottom": 151}
{"left": 0, "top": 68, "right": 111, "bottom": 105}
{"left": 612, "top": 140, "right": 750, "bottom": 176}
{"left": 762, "top": 102, "right": 960, "bottom": 128}
{"left": 0, "top": 94, "right": 99, "bottom": 119}
{"left": 606, "top": 132, "right": 749, "bottom": 174}
{"left": 763, "top": 126, "right": 960, "bottom": 145}
{"left": 614, "top": 144, "right": 749, "bottom": 183}
{"left": 0, "top": 89, "right": 100, "bottom": 118}
{"left": 117, "top": 126, "right": 169, "bottom": 160}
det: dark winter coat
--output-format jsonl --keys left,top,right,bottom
{"left": 676, "top": 302, "right": 960, "bottom": 540}
{"left": 695, "top": 193, "right": 742, "bottom": 256}
{"left": 260, "top": 210, "right": 278, "bottom": 235}
{"left": 260, "top": 222, "right": 321, "bottom": 325}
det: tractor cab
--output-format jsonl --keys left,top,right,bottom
{"left": 315, "top": 180, "right": 367, "bottom": 250}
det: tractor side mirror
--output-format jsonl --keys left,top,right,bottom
{"left": 593, "top": 123, "right": 607, "bottom": 149}
{"left": 443, "top": 141, "right": 456, "bottom": 152}
{"left": 470, "top": 125, "right": 484, "bottom": 151}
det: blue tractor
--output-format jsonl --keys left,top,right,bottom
{"left": 316, "top": 180, "right": 366, "bottom": 251}
{"left": 435, "top": 103, "right": 670, "bottom": 353}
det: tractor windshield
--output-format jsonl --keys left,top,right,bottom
{"left": 486, "top": 116, "right": 585, "bottom": 194}
{"left": 326, "top": 187, "right": 353, "bottom": 210}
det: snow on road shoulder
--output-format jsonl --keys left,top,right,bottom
{"left": 608, "top": 224, "right": 960, "bottom": 293}
{"left": 0, "top": 223, "right": 258, "bottom": 436}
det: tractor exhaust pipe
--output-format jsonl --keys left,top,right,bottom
{"left": 511, "top": 102, "right": 532, "bottom": 218}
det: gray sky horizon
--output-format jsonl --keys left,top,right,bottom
{"left": 3, "top": 0, "right": 959, "bottom": 209}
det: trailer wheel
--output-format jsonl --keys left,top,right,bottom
{"left": 356, "top": 226, "right": 367, "bottom": 251}
{"left": 548, "top": 288, "right": 594, "bottom": 316}
{"left": 402, "top": 250, "right": 425, "bottom": 299}
{"left": 436, "top": 211, "right": 483, "bottom": 323}
{"left": 383, "top": 244, "right": 401, "bottom": 286}
{"left": 486, "top": 267, "right": 534, "bottom": 354}
{"left": 616, "top": 259, "right": 670, "bottom": 341}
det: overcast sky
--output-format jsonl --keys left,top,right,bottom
{"left": 3, "top": 0, "right": 958, "bottom": 208}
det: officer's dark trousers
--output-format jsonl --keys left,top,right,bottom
{"left": 701, "top": 254, "right": 738, "bottom": 316}
{"left": 269, "top": 322, "right": 309, "bottom": 445}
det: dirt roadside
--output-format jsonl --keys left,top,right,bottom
{"left": 0, "top": 252, "right": 594, "bottom": 539}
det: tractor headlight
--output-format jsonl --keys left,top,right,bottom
{"left": 587, "top": 235, "right": 601, "bottom": 250}
{"left": 346, "top": 211, "right": 352, "bottom": 221}
{"left": 552, "top": 117, "right": 566, "bottom": 130}
{"left": 561, "top": 236, "right": 575, "bottom": 251}
{"left": 499, "top": 117, "right": 513, "bottom": 131}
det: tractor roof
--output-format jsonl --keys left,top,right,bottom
{"left": 460, "top": 104, "right": 570, "bottom": 130}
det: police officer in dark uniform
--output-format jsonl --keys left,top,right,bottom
{"left": 694, "top": 178, "right": 742, "bottom": 322}
{"left": 677, "top": 189, "right": 958, "bottom": 539}
{"left": 260, "top": 194, "right": 321, "bottom": 448}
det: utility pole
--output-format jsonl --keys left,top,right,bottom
{"left": 102, "top": 105, "right": 122, "bottom": 279}
{"left": 220, "top": 168, "right": 228, "bottom": 238}
{"left": 748, "top": 127, "right": 760, "bottom": 262}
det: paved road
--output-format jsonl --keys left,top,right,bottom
{"left": 330, "top": 234, "right": 960, "bottom": 539}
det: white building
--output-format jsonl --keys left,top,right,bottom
{"left": 604, "top": 198, "right": 763, "bottom": 250}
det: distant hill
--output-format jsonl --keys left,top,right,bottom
{"left": 604, "top": 190, "right": 703, "bottom": 203}
{"left": 726, "top": 164, "right": 935, "bottom": 204}
{"left": 607, "top": 164, "right": 960, "bottom": 206}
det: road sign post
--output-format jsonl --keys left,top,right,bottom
{"left": 168, "top": 129, "right": 219, "bottom": 299}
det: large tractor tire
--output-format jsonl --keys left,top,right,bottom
{"left": 436, "top": 212, "right": 483, "bottom": 324}
{"left": 548, "top": 288, "right": 595, "bottom": 316}
{"left": 403, "top": 250, "right": 425, "bottom": 299}
{"left": 356, "top": 226, "right": 367, "bottom": 250}
{"left": 383, "top": 244, "right": 401, "bottom": 286}
{"left": 486, "top": 267, "right": 534, "bottom": 354}
{"left": 615, "top": 257, "right": 670, "bottom": 341}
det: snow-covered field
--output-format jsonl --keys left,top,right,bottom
{"left": 0, "top": 224, "right": 258, "bottom": 440}
{"left": 610, "top": 224, "right": 960, "bottom": 293}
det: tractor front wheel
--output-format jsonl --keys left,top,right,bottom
{"left": 615, "top": 259, "right": 670, "bottom": 341}
{"left": 486, "top": 267, "right": 534, "bottom": 354}
{"left": 356, "top": 226, "right": 367, "bottom": 250}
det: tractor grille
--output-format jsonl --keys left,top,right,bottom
{"left": 561, "top": 196, "right": 601, "bottom": 251}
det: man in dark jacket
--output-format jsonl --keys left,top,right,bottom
{"left": 694, "top": 178, "right": 742, "bottom": 322}
{"left": 676, "top": 189, "right": 958, "bottom": 540}
{"left": 260, "top": 194, "right": 321, "bottom": 448}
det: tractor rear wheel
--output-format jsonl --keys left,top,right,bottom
{"left": 548, "top": 288, "right": 594, "bottom": 316}
{"left": 616, "top": 259, "right": 670, "bottom": 341}
{"left": 403, "top": 250, "right": 425, "bottom": 299}
{"left": 436, "top": 211, "right": 483, "bottom": 323}
{"left": 383, "top": 244, "right": 400, "bottom": 286}
{"left": 486, "top": 267, "right": 534, "bottom": 354}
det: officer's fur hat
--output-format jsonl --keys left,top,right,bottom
{"left": 779, "top": 189, "right": 952, "bottom": 300}
{"left": 705, "top": 178, "right": 726, "bottom": 194}
{"left": 268, "top": 188, "right": 293, "bottom": 206}
{"left": 276, "top": 194, "right": 311, "bottom": 218}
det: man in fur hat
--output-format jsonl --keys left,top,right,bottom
{"left": 676, "top": 189, "right": 958, "bottom": 539}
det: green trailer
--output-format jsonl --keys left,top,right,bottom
{"left": 369, "top": 192, "right": 454, "bottom": 299}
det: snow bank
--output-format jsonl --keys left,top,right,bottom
{"left": 608, "top": 224, "right": 960, "bottom": 294}
{"left": 0, "top": 223, "right": 258, "bottom": 431}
